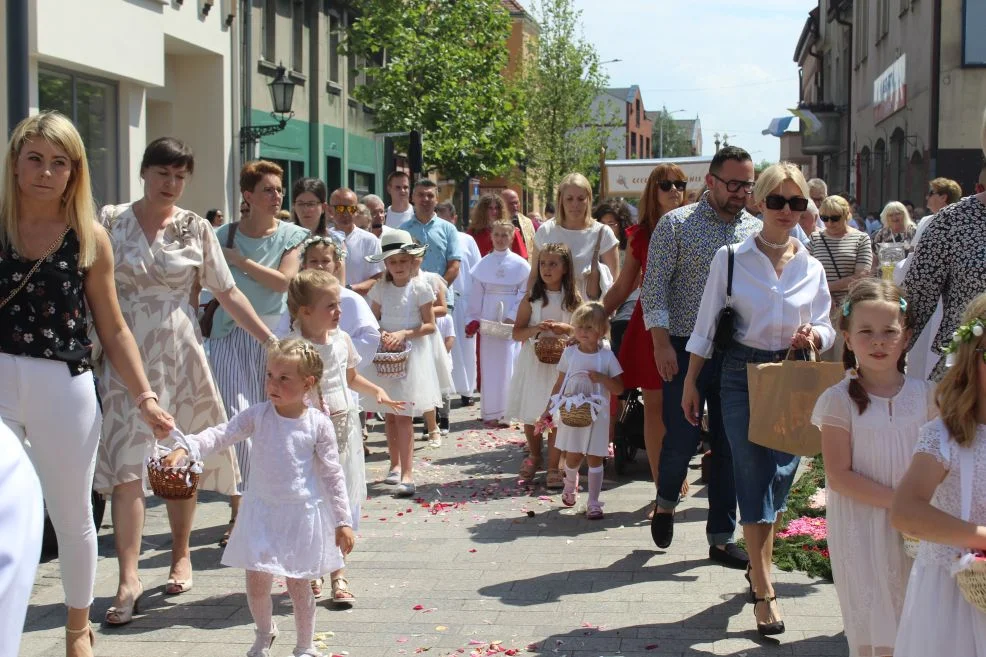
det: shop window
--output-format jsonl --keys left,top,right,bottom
{"left": 963, "top": 0, "right": 986, "bottom": 66}
{"left": 349, "top": 170, "right": 374, "bottom": 198}
{"left": 38, "top": 66, "right": 118, "bottom": 206}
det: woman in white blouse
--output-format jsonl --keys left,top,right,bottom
{"left": 681, "top": 163, "right": 834, "bottom": 637}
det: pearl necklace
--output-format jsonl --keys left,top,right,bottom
{"left": 756, "top": 232, "right": 789, "bottom": 250}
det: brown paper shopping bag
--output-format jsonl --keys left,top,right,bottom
{"left": 747, "top": 350, "right": 845, "bottom": 457}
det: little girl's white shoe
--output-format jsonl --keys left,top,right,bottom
{"left": 293, "top": 648, "right": 325, "bottom": 656}
{"left": 246, "top": 622, "right": 278, "bottom": 657}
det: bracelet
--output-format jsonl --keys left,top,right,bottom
{"left": 135, "top": 391, "right": 159, "bottom": 408}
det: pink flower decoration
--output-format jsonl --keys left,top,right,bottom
{"left": 776, "top": 516, "right": 827, "bottom": 540}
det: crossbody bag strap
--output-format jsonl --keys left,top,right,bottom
{"left": 818, "top": 234, "right": 843, "bottom": 279}
{"left": 725, "top": 244, "right": 735, "bottom": 307}
{"left": 0, "top": 226, "right": 71, "bottom": 312}
{"left": 226, "top": 222, "right": 239, "bottom": 249}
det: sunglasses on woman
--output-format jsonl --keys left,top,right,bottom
{"left": 658, "top": 180, "right": 687, "bottom": 192}
{"left": 819, "top": 215, "right": 843, "bottom": 223}
{"left": 764, "top": 195, "right": 809, "bottom": 212}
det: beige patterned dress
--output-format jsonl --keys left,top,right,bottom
{"left": 93, "top": 204, "right": 240, "bottom": 496}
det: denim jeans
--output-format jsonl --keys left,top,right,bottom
{"left": 658, "top": 337, "right": 737, "bottom": 546}
{"left": 719, "top": 342, "right": 801, "bottom": 525}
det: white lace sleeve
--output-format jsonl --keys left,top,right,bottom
{"left": 175, "top": 403, "right": 260, "bottom": 463}
{"left": 313, "top": 413, "right": 354, "bottom": 528}
{"left": 811, "top": 383, "right": 852, "bottom": 432}
{"left": 914, "top": 418, "right": 952, "bottom": 470}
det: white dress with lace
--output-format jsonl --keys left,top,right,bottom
{"left": 810, "top": 377, "right": 936, "bottom": 657}
{"left": 174, "top": 402, "right": 352, "bottom": 579}
{"left": 894, "top": 420, "right": 986, "bottom": 656}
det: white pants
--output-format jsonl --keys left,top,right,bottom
{"left": 0, "top": 420, "right": 43, "bottom": 657}
{"left": 450, "top": 300, "right": 477, "bottom": 397}
{"left": 0, "top": 353, "right": 101, "bottom": 610}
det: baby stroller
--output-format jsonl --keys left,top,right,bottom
{"left": 613, "top": 388, "right": 645, "bottom": 475}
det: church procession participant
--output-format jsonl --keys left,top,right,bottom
{"left": 327, "top": 186, "right": 383, "bottom": 295}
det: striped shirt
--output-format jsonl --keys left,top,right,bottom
{"left": 806, "top": 230, "right": 872, "bottom": 302}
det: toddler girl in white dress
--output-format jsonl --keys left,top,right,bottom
{"left": 164, "top": 338, "right": 355, "bottom": 657}
{"left": 542, "top": 302, "right": 623, "bottom": 519}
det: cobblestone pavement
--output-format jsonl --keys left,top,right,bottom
{"left": 21, "top": 399, "right": 848, "bottom": 657}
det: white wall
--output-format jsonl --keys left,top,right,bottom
{"left": 591, "top": 93, "right": 626, "bottom": 158}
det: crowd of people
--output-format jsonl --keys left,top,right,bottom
{"left": 2, "top": 105, "right": 986, "bottom": 657}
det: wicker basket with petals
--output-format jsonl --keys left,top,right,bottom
{"left": 957, "top": 557, "right": 986, "bottom": 613}
{"left": 534, "top": 336, "right": 565, "bottom": 364}
{"left": 373, "top": 341, "right": 411, "bottom": 379}
{"left": 147, "top": 457, "right": 200, "bottom": 500}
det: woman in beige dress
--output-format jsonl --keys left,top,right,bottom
{"left": 93, "top": 138, "right": 276, "bottom": 625}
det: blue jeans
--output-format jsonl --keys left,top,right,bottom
{"left": 658, "top": 337, "right": 737, "bottom": 546}
{"left": 719, "top": 342, "right": 801, "bottom": 525}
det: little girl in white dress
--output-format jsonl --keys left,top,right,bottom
{"left": 285, "top": 268, "right": 404, "bottom": 603}
{"left": 362, "top": 229, "right": 442, "bottom": 497}
{"left": 811, "top": 281, "right": 936, "bottom": 657}
{"left": 164, "top": 338, "right": 354, "bottom": 657}
{"left": 543, "top": 303, "right": 623, "bottom": 519}
{"left": 508, "top": 243, "right": 581, "bottom": 488}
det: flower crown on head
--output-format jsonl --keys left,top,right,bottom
{"left": 842, "top": 297, "right": 907, "bottom": 317}
{"left": 303, "top": 233, "right": 347, "bottom": 260}
{"left": 942, "top": 318, "right": 985, "bottom": 366}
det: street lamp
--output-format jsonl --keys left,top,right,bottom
{"left": 600, "top": 58, "right": 622, "bottom": 66}
{"left": 240, "top": 65, "right": 297, "bottom": 144}
{"left": 658, "top": 107, "right": 686, "bottom": 159}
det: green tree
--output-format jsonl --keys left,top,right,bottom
{"left": 650, "top": 110, "right": 693, "bottom": 158}
{"left": 520, "top": 0, "right": 611, "bottom": 203}
{"left": 344, "top": 0, "right": 524, "bottom": 185}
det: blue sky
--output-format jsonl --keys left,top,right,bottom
{"left": 570, "top": 0, "right": 817, "bottom": 162}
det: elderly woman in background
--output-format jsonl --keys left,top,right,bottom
{"left": 925, "top": 177, "right": 963, "bottom": 215}
{"left": 806, "top": 195, "right": 872, "bottom": 360}
{"left": 871, "top": 201, "right": 916, "bottom": 258}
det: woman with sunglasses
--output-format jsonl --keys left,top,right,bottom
{"left": 806, "top": 195, "right": 872, "bottom": 361}
{"left": 682, "top": 162, "right": 834, "bottom": 637}
{"left": 603, "top": 165, "right": 687, "bottom": 508}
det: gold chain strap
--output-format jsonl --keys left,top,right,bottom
{"left": 0, "top": 226, "right": 71, "bottom": 312}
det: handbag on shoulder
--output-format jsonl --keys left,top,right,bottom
{"left": 199, "top": 222, "right": 238, "bottom": 338}
{"left": 712, "top": 244, "right": 736, "bottom": 352}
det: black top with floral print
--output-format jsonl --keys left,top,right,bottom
{"left": 0, "top": 229, "right": 92, "bottom": 375}
{"left": 902, "top": 195, "right": 986, "bottom": 381}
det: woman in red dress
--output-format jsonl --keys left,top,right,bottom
{"left": 603, "top": 164, "right": 687, "bottom": 510}
{"left": 468, "top": 194, "right": 527, "bottom": 259}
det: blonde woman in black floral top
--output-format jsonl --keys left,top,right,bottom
{"left": 0, "top": 112, "right": 173, "bottom": 657}
{"left": 902, "top": 107, "right": 986, "bottom": 381}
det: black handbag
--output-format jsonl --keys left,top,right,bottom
{"left": 712, "top": 244, "right": 736, "bottom": 352}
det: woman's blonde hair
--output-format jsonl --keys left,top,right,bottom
{"left": 555, "top": 173, "right": 594, "bottom": 228}
{"left": 1, "top": 112, "right": 98, "bottom": 268}
{"left": 819, "top": 195, "right": 851, "bottom": 221}
{"left": 467, "top": 194, "right": 505, "bottom": 232}
{"left": 753, "top": 162, "right": 809, "bottom": 204}
{"left": 286, "top": 268, "right": 340, "bottom": 330}
{"left": 490, "top": 219, "right": 514, "bottom": 234}
{"left": 879, "top": 201, "right": 915, "bottom": 230}
{"left": 571, "top": 301, "right": 609, "bottom": 334}
{"left": 267, "top": 337, "right": 327, "bottom": 413}
{"left": 937, "top": 292, "right": 986, "bottom": 447}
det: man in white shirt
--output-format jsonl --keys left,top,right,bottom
{"left": 328, "top": 187, "right": 383, "bottom": 295}
{"left": 384, "top": 171, "right": 415, "bottom": 229}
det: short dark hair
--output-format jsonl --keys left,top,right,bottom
{"left": 544, "top": 203, "right": 555, "bottom": 214}
{"left": 902, "top": 199, "right": 914, "bottom": 209}
{"left": 413, "top": 179, "right": 438, "bottom": 193}
{"left": 141, "top": 137, "right": 194, "bottom": 174}
{"left": 292, "top": 177, "right": 327, "bottom": 203}
{"left": 593, "top": 199, "right": 632, "bottom": 249}
{"left": 386, "top": 170, "right": 410, "bottom": 186}
{"left": 435, "top": 201, "right": 456, "bottom": 215}
{"left": 709, "top": 146, "right": 752, "bottom": 175}
{"left": 206, "top": 209, "right": 221, "bottom": 222}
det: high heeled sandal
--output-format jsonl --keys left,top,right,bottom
{"left": 66, "top": 622, "right": 95, "bottom": 653}
{"left": 104, "top": 581, "right": 143, "bottom": 626}
{"left": 246, "top": 622, "right": 279, "bottom": 657}
{"left": 753, "top": 595, "right": 785, "bottom": 636}
{"left": 744, "top": 563, "right": 756, "bottom": 602}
